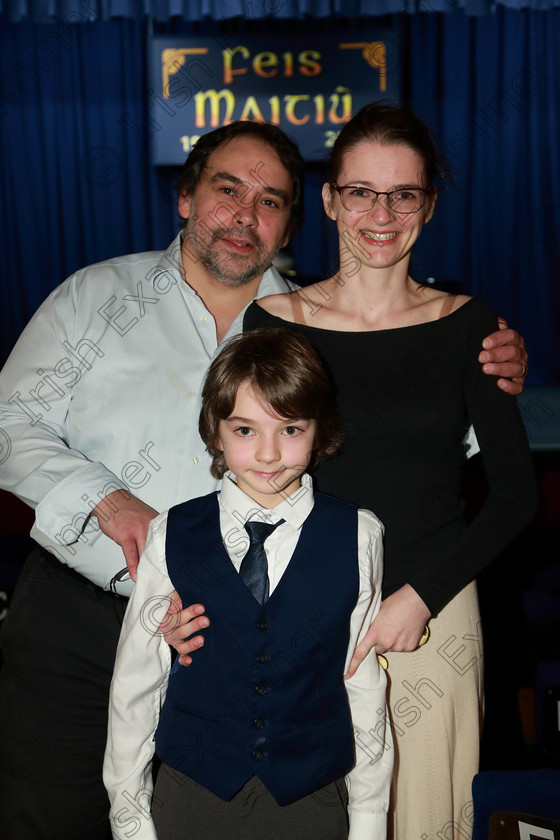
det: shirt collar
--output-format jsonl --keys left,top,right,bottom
{"left": 254, "top": 265, "right": 296, "bottom": 299}
{"left": 219, "top": 471, "right": 315, "bottom": 531}
{"left": 149, "top": 232, "right": 184, "bottom": 285}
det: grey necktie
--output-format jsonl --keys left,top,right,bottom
{"left": 240, "top": 520, "right": 284, "bottom": 605}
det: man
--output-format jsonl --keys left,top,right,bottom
{"left": 0, "top": 120, "right": 526, "bottom": 839}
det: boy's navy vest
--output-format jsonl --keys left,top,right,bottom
{"left": 155, "top": 490, "right": 360, "bottom": 805}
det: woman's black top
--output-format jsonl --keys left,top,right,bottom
{"left": 244, "top": 297, "right": 537, "bottom": 614}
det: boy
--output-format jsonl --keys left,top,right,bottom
{"left": 103, "top": 329, "right": 392, "bottom": 840}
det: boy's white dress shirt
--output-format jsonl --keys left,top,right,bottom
{"left": 104, "top": 473, "right": 392, "bottom": 840}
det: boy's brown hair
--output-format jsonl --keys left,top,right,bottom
{"left": 199, "top": 328, "right": 343, "bottom": 479}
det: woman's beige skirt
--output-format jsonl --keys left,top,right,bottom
{"left": 385, "top": 581, "right": 484, "bottom": 840}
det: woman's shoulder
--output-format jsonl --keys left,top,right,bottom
{"left": 435, "top": 295, "right": 502, "bottom": 356}
{"left": 416, "top": 288, "right": 472, "bottom": 320}
{"left": 253, "top": 291, "right": 296, "bottom": 320}
{"left": 419, "top": 290, "right": 499, "bottom": 326}
{"left": 445, "top": 294, "right": 498, "bottom": 325}
{"left": 250, "top": 287, "right": 329, "bottom": 326}
{"left": 244, "top": 295, "right": 288, "bottom": 332}
{"left": 448, "top": 293, "right": 473, "bottom": 313}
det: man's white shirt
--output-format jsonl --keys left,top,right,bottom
{"left": 0, "top": 234, "right": 294, "bottom": 592}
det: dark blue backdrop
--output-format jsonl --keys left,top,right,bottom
{"left": 1, "top": 10, "right": 559, "bottom": 382}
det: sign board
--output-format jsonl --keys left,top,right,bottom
{"left": 147, "top": 33, "right": 400, "bottom": 164}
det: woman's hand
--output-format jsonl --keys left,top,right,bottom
{"left": 158, "top": 591, "right": 209, "bottom": 666}
{"left": 346, "top": 584, "right": 431, "bottom": 677}
{"left": 479, "top": 318, "right": 528, "bottom": 396}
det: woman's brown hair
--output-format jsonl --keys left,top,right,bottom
{"left": 329, "top": 101, "right": 445, "bottom": 189}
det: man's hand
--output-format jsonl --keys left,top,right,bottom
{"left": 345, "top": 584, "right": 431, "bottom": 678}
{"left": 479, "top": 318, "right": 528, "bottom": 396}
{"left": 158, "top": 591, "right": 209, "bottom": 667}
{"left": 92, "top": 489, "right": 158, "bottom": 581}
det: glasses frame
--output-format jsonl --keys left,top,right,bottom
{"left": 331, "top": 183, "right": 431, "bottom": 215}
{"left": 110, "top": 566, "right": 131, "bottom": 594}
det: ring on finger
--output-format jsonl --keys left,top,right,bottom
{"left": 418, "top": 625, "right": 430, "bottom": 647}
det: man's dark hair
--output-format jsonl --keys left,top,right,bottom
{"left": 175, "top": 121, "right": 305, "bottom": 238}
{"left": 199, "top": 328, "right": 342, "bottom": 479}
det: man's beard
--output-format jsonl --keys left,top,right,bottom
{"left": 187, "top": 224, "right": 274, "bottom": 287}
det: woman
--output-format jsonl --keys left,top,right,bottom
{"left": 240, "top": 104, "right": 537, "bottom": 839}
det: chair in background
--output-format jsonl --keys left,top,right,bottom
{"left": 472, "top": 769, "right": 560, "bottom": 840}
{"left": 488, "top": 810, "right": 560, "bottom": 839}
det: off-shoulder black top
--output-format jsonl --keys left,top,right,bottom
{"left": 244, "top": 297, "right": 537, "bottom": 614}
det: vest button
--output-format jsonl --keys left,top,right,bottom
{"left": 253, "top": 718, "right": 265, "bottom": 730}
{"left": 252, "top": 749, "right": 264, "bottom": 761}
{"left": 256, "top": 620, "right": 268, "bottom": 631}
{"left": 256, "top": 652, "right": 269, "bottom": 664}
{"left": 255, "top": 684, "right": 267, "bottom": 696}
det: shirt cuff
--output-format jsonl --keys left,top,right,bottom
{"left": 35, "top": 462, "right": 128, "bottom": 545}
{"left": 463, "top": 424, "right": 479, "bottom": 458}
{"left": 110, "top": 812, "right": 159, "bottom": 840}
{"left": 348, "top": 808, "right": 387, "bottom": 840}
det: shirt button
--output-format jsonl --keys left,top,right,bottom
{"left": 255, "top": 684, "right": 267, "bottom": 697}
{"left": 256, "top": 652, "right": 269, "bottom": 665}
{"left": 256, "top": 620, "right": 268, "bottom": 632}
{"left": 192, "top": 456, "right": 199, "bottom": 464}
{"left": 252, "top": 749, "right": 264, "bottom": 761}
{"left": 201, "top": 315, "right": 208, "bottom": 322}
{"left": 253, "top": 718, "right": 265, "bottom": 730}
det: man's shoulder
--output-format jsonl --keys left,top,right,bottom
{"left": 48, "top": 244, "right": 178, "bottom": 311}
{"left": 67, "top": 232, "right": 181, "bottom": 285}
{"left": 69, "top": 248, "right": 166, "bottom": 282}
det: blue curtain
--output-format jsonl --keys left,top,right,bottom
{"left": 2, "top": 0, "right": 560, "bottom": 23}
{"left": 1, "top": 10, "right": 559, "bottom": 382}
{"left": 406, "top": 9, "right": 560, "bottom": 385}
{"left": 0, "top": 19, "right": 178, "bottom": 352}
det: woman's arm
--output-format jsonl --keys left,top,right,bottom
{"left": 346, "top": 584, "right": 430, "bottom": 676}
{"left": 348, "top": 301, "right": 537, "bottom": 676}
{"left": 408, "top": 300, "right": 537, "bottom": 613}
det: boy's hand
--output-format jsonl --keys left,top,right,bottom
{"left": 158, "top": 591, "right": 209, "bottom": 666}
{"left": 479, "top": 318, "right": 528, "bottom": 396}
{"left": 345, "top": 585, "right": 430, "bottom": 678}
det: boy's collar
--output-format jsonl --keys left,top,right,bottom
{"left": 220, "top": 471, "right": 314, "bottom": 530}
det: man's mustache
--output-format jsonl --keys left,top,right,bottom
{"left": 210, "top": 226, "right": 262, "bottom": 248}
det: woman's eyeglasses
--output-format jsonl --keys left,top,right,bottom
{"left": 331, "top": 183, "right": 430, "bottom": 215}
